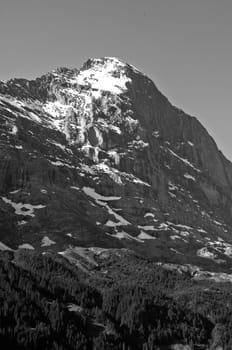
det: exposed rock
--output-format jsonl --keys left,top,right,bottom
{"left": 1, "top": 56, "right": 232, "bottom": 272}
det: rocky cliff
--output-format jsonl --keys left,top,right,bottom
{"left": 1, "top": 57, "right": 232, "bottom": 275}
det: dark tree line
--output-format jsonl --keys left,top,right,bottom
{"left": 1, "top": 249, "right": 232, "bottom": 349}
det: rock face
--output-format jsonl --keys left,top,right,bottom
{"left": 1, "top": 56, "right": 232, "bottom": 271}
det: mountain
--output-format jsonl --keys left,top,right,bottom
{"left": 2, "top": 57, "right": 232, "bottom": 349}
{"left": 1, "top": 56, "right": 232, "bottom": 278}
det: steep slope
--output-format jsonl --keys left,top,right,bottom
{"left": 1, "top": 57, "right": 232, "bottom": 274}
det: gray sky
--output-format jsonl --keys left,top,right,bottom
{"left": 0, "top": 0, "right": 232, "bottom": 159}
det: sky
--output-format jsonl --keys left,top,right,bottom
{"left": 0, "top": 0, "right": 232, "bottom": 159}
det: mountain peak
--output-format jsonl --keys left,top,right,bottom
{"left": 75, "top": 56, "right": 132, "bottom": 95}
{"left": 2, "top": 57, "right": 232, "bottom": 281}
{"left": 83, "top": 56, "right": 127, "bottom": 66}
{"left": 2, "top": 57, "right": 232, "bottom": 347}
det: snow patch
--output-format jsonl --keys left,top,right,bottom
{"left": 174, "top": 224, "right": 193, "bottom": 230}
{"left": 170, "top": 235, "right": 181, "bottom": 240}
{"left": 83, "top": 187, "right": 130, "bottom": 226}
{"left": 213, "top": 220, "right": 223, "bottom": 226}
{"left": 152, "top": 131, "right": 159, "bottom": 138}
{"left": 197, "top": 247, "right": 217, "bottom": 259}
{"left": 170, "top": 248, "right": 183, "bottom": 255}
{"left": 70, "top": 186, "right": 80, "bottom": 191}
{"left": 76, "top": 57, "right": 131, "bottom": 95}
{"left": 82, "top": 187, "right": 121, "bottom": 201}
{"left": 49, "top": 140, "right": 66, "bottom": 151}
{"left": 18, "top": 243, "right": 35, "bottom": 250}
{"left": 0, "top": 241, "right": 13, "bottom": 251}
{"left": 167, "top": 147, "right": 201, "bottom": 172}
{"left": 184, "top": 173, "right": 196, "bottom": 181}
{"left": 144, "top": 212, "right": 155, "bottom": 218}
{"left": 10, "top": 125, "right": 18, "bottom": 135}
{"left": 106, "top": 230, "right": 143, "bottom": 242}
{"left": 129, "top": 139, "right": 149, "bottom": 150}
{"left": 108, "top": 150, "right": 120, "bottom": 165}
{"left": 105, "top": 220, "right": 122, "bottom": 227}
{"left": 67, "top": 304, "right": 83, "bottom": 313}
{"left": 1, "top": 197, "right": 46, "bottom": 217}
{"left": 10, "top": 189, "right": 21, "bottom": 194}
{"left": 168, "top": 182, "right": 178, "bottom": 191}
{"left": 198, "top": 228, "right": 207, "bottom": 233}
{"left": 138, "top": 225, "right": 157, "bottom": 231}
{"left": 41, "top": 236, "right": 56, "bottom": 247}
{"left": 168, "top": 192, "right": 176, "bottom": 198}
{"left": 138, "top": 231, "right": 156, "bottom": 240}
{"left": 18, "top": 220, "right": 27, "bottom": 226}
{"left": 93, "top": 163, "right": 123, "bottom": 184}
{"left": 49, "top": 160, "right": 75, "bottom": 169}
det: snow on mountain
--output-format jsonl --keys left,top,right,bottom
{"left": 75, "top": 57, "right": 131, "bottom": 94}
{"left": 1, "top": 56, "right": 232, "bottom": 277}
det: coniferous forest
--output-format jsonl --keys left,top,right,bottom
{"left": 1, "top": 248, "right": 232, "bottom": 349}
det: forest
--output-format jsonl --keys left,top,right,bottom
{"left": 0, "top": 248, "right": 232, "bottom": 349}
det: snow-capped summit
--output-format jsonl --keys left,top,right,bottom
{"left": 41, "top": 57, "right": 141, "bottom": 149}
{"left": 76, "top": 56, "right": 132, "bottom": 95}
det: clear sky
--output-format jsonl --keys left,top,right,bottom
{"left": 0, "top": 0, "right": 231, "bottom": 159}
